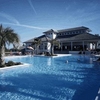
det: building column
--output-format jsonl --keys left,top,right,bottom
{"left": 82, "top": 41, "right": 84, "bottom": 51}
{"left": 92, "top": 42, "right": 96, "bottom": 50}
{"left": 42, "top": 43, "right": 44, "bottom": 51}
{"left": 71, "top": 42, "right": 73, "bottom": 51}
{"left": 61, "top": 42, "right": 62, "bottom": 52}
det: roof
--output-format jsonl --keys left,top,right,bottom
{"left": 43, "top": 29, "right": 58, "bottom": 33}
{"left": 43, "top": 26, "right": 90, "bottom": 34}
{"left": 57, "top": 26, "right": 90, "bottom": 33}
{"left": 24, "top": 26, "right": 98, "bottom": 43}
{"left": 24, "top": 38, "right": 34, "bottom": 43}
{"left": 34, "top": 35, "right": 46, "bottom": 39}
{"left": 24, "top": 35, "right": 51, "bottom": 43}
{"left": 35, "top": 35, "right": 51, "bottom": 41}
{"left": 59, "top": 33, "right": 100, "bottom": 41}
{"left": 57, "top": 34, "right": 78, "bottom": 39}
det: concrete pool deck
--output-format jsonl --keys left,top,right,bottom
{"left": 5, "top": 54, "right": 71, "bottom": 58}
{"left": 0, "top": 63, "right": 30, "bottom": 70}
{"left": 34, "top": 54, "right": 72, "bottom": 58}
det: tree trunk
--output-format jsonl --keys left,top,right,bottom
{"left": 0, "top": 45, "right": 5, "bottom": 67}
{"left": 36, "top": 45, "right": 38, "bottom": 54}
{"left": 51, "top": 43, "right": 54, "bottom": 55}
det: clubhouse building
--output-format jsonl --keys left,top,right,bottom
{"left": 24, "top": 26, "right": 100, "bottom": 54}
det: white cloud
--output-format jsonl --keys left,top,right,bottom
{"left": 0, "top": 12, "right": 48, "bottom": 30}
{"left": 2, "top": 22, "right": 48, "bottom": 30}
{"left": 28, "top": 0, "right": 37, "bottom": 15}
{"left": 0, "top": 12, "right": 20, "bottom": 25}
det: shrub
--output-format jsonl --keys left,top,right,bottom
{"left": 44, "top": 52, "right": 51, "bottom": 56}
{"left": 0, "top": 64, "right": 6, "bottom": 67}
{"left": 0, "top": 61, "right": 22, "bottom": 68}
{"left": 15, "top": 62, "right": 22, "bottom": 65}
{"left": 6, "top": 61, "right": 15, "bottom": 66}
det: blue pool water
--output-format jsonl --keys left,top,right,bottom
{"left": 0, "top": 55, "right": 100, "bottom": 100}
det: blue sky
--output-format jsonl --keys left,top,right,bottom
{"left": 0, "top": 0, "right": 100, "bottom": 43}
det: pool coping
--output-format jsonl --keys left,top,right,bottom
{"left": 4, "top": 55, "right": 29, "bottom": 59}
{"left": 0, "top": 62, "right": 30, "bottom": 70}
{"left": 34, "top": 54, "right": 72, "bottom": 58}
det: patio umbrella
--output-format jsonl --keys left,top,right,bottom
{"left": 27, "top": 46, "right": 34, "bottom": 50}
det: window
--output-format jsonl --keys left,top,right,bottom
{"left": 67, "top": 32, "right": 69, "bottom": 35}
{"left": 45, "top": 46, "right": 47, "bottom": 49}
{"left": 62, "top": 33, "right": 65, "bottom": 35}
{"left": 68, "top": 32, "right": 70, "bottom": 35}
{"left": 65, "top": 33, "right": 67, "bottom": 35}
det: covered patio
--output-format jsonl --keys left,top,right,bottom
{"left": 54, "top": 33, "right": 100, "bottom": 53}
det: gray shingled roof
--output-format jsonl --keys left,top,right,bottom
{"left": 43, "top": 29, "right": 58, "bottom": 33}
{"left": 24, "top": 33, "right": 100, "bottom": 43}
{"left": 59, "top": 33, "right": 100, "bottom": 41}
{"left": 57, "top": 26, "right": 89, "bottom": 33}
{"left": 35, "top": 35, "right": 51, "bottom": 41}
{"left": 57, "top": 34, "right": 78, "bottom": 39}
{"left": 24, "top": 35, "right": 51, "bottom": 43}
{"left": 24, "top": 38, "right": 34, "bottom": 43}
{"left": 43, "top": 26, "right": 89, "bottom": 34}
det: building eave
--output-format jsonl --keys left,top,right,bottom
{"left": 58, "top": 33, "right": 100, "bottom": 42}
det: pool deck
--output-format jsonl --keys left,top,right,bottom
{"left": 4, "top": 55, "right": 29, "bottom": 59}
{"left": 0, "top": 63, "right": 30, "bottom": 70}
{"left": 4, "top": 54, "right": 72, "bottom": 59}
{"left": 34, "top": 54, "right": 72, "bottom": 58}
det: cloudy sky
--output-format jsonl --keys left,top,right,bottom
{"left": 0, "top": 0, "right": 100, "bottom": 42}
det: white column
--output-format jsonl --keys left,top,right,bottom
{"left": 92, "top": 43, "right": 96, "bottom": 50}
{"left": 61, "top": 42, "right": 62, "bottom": 51}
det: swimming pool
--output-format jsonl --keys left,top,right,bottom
{"left": 0, "top": 55, "right": 100, "bottom": 100}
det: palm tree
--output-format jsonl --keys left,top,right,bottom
{"left": 0, "top": 24, "right": 20, "bottom": 67}
{"left": 49, "top": 39, "right": 60, "bottom": 55}
{"left": 32, "top": 38, "right": 41, "bottom": 54}
{"left": 43, "top": 34, "right": 60, "bottom": 55}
